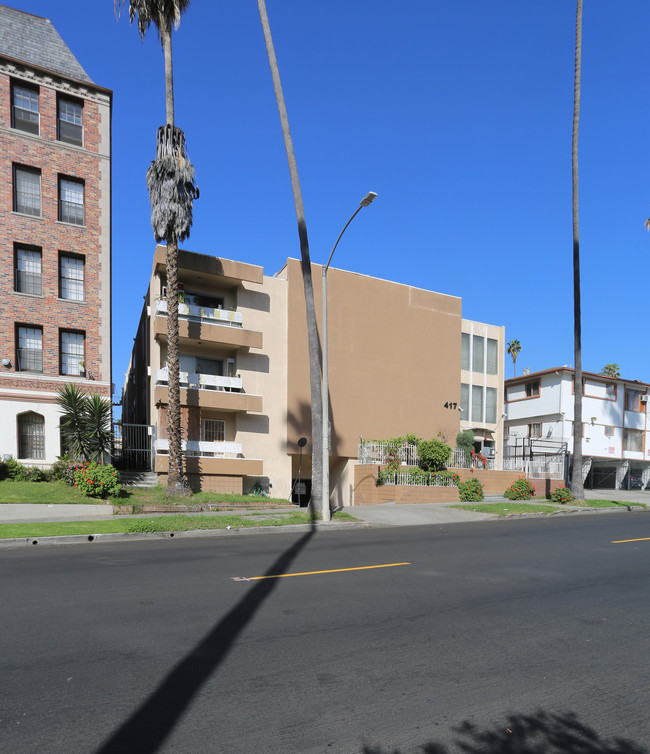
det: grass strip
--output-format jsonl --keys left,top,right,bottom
{"left": 0, "top": 480, "right": 104, "bottom": 504}
{"left": 453, "top": 503, "right": 563, "bottom": 516}
{"left": 0, "top": 510, "right": 357, "bottom": 539}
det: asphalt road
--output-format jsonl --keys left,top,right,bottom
{"left": 1, "top": 512, "right": 649, "bottom": 753}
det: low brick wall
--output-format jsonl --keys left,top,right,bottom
{"left": 352, "top": 465, "right": 566, "bottom": 505}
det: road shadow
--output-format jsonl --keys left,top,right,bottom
{"left": 95, "top": 522, "right": 316, "bottom": 754}
{"left": 362, "top": 710, "right": 648, "bottom": 753}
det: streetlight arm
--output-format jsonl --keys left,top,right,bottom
{"left": 325, "top": 205, "right": 364, "bottom": 272}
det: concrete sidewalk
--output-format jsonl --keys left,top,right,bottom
{"left": 342, "top": 503, "right": 496, "bottom": 526}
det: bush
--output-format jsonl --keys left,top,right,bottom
{"left": 456, "top": 430, "right": 475, "bottom": 463}
{"left": 458, "top": 478, "right": 484, "bottom": 502}
{"left": 504, "top": 476, "right": 537, "bottom": 500}
{"left": 52, "top": 455, "right": 78, "bottom": 485}
{"left": 552, "top": 485, "right": 574, "bottom": 504}
{"left": 24, "top": 467, "right": 53, "bottom": 482}
{"left": 72, "top": 462, "right": 124, "bottom": 499}
{"left": 416, "top": 439, "right": 451, "bottom": 472}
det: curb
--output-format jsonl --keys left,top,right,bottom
{"left": 0, "top": 520, "right": 371, "bottom": 549}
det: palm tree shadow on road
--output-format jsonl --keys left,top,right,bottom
{"left": 96, "top": 522, "right": 316, "bottom": 754}
{"left": 362, "top": 710, "right": 648, "bottom": 754}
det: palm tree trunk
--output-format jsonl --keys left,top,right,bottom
{"left": 160, "top": 23, "right": 184, "bottom": 493}
{"left": 257, "top": 0, "right": 322, "bottom": 517}
{"left": 570, "top": 0, "right": 585, "bottom": 501}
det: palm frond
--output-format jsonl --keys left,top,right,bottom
{"left": 114, "top": 0, "right": 191, "bottom": 41}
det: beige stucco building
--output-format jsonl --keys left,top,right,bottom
{"left": 122, "top": 247, "right": 505, "bottom": 505}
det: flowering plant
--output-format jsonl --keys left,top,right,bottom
{"left": 471, "top": 450, "right": 487, "bottom": 468}
{"left": 72, "top": 461, "right": 124, "bottom": 499}
{"left": 552, "top": 485, "right": 574, "bottom": 504}
{"left": 504, "top": 476, "right": 536, "bottom": 500}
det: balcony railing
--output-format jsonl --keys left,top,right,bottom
{"left": 155, "top": 439, "right": 242, "bottom": 458}
{"left": 155, "top": 368, "right": 242, "bottom": 392}
{"left": 155, "top": 299, "right": 243, "bottom": 327}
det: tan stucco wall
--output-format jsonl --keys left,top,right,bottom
{"left": 282, "top": 259, "right": 463, "bottom": 459}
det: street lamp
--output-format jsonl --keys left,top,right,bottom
{"left": 321, "top": 191, "right": 378, "bottom": 521}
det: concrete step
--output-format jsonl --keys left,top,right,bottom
{"left": 119, "top": 471, "right": 159, "bottom": 489}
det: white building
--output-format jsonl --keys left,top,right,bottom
{"left": 505, "top": 367, "right": 650, "bottom": 490}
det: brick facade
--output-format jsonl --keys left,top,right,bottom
{"left": 0, "top": 11, "right": 111, "bottom": 464}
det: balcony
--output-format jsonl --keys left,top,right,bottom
{"left": 153, "top": 299, "right": 262, "bottom": 350}
{"left": 154, "top": 439, "right": 263, "bottom": 476}
{"left": 154, "top": 368, "right": 262, "bottom": 412}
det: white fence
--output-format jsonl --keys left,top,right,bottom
{"left": 447, "top": 448, "right": 495, "bottom": 470}
{"left": 502, "top": 457, "right": 564, "bottom": 479}
{"left": 358, "top": 441, "right": 418, "bottom": 466}
{"left": 379, "top": 471, "right": 457, "bottom": 487}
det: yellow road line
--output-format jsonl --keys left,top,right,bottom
{"left": 246, "top": 562, "right": 411, "bottom": 581}
{"left": 611, "top": 537, "right": 650, "bottom": 544}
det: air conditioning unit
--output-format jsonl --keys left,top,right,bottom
{"left": 641, "top": 395, "right": 649, "bottom": 404}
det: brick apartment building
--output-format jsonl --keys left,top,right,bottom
{"left": 0, "top": 6, "right": 112, "bottom": 464}
{"left": 122, "top": 247, "right": 505, "bottom": 506}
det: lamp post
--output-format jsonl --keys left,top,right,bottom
{"left": 321, "top": 191, "right": 378, "bottom": 521}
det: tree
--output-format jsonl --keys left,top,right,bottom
{"left": 506, "top": 339, "right": 522, "bottom": 378}
{"left": 570, "top": 0, "right": 585, "bottom": 502}
{"left": 257, "top": 0, "right": 322, "bottom": 517}
{"left": 116, "top": 0, "right": 198, "bottom": 494}
{"left": 57, "top": 384, "right": 112, "bottom": 462}
{"left": 600, "top": 363, "right": 620, "bottom": 378}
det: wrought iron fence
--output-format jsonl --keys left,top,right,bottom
{"left": 379, "top": 471, "right": 458, "bottom": 487}
{"left": 447, "top": 448, "right": 495, "bottom": 470}
{"left": 112, "top": 423, "right": 153, "bottom": 470}
{"left": 358, "top": 441, "right": 418, "bottom": 466}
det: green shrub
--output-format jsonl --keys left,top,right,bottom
{"left": 5, "top": 458, "right": 29, "bottom": 480}
{"left": 552, "top": 485, "right": 574, "bottom": 504}
{"left": 0, "top": 460, "right": 8, "bottom": 481}
{"left": 24, "top": 467, "right": 53, "bottom": 482}
{"left": 72, "top": 462, "right": 124, "bottom": 499}
{"left": 456, "top": 430, "right": 475, "bottom": 463}
{"left": 504, "top": 477, "right": 537, "bottom": 500}
{"left": 458, "top": 477, "right": 484, "bottom": 502}
{"left": 416, "top": 439, "right": 451, "bottom": 472}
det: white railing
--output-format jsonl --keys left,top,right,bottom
{"left": 380, "top": 472, "right": 458, "bottom": 487}
{"left": 155, "top": 368, "right": 243, "bottom": 392}
{"left": 502, "top": 457, "right": 564, "bottom": 479}
{"left": 155, "top": 439, "right": 242, "bottom": 457}
{"left": 358, "top": 441, "right": 418, "bottom": 466}
{"left": 448, "top": 448, "right": 495, "bottom": 470}
{"left": 155, "top": 299, "right": 243, "bottom": 327}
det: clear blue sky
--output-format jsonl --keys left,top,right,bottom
{"left": 8, "top": 1, "right": 650, "bottom": 391}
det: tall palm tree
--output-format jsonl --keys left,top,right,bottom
{"left": 257, "top": 0, "right": 322, "bottom": 517}
{"left": 571, "top": 0, "right": 585, "bottom": 501}
{"left": 116, "top": 0, "right": 198, "bottom": 494}
{"left": 506, "top": 339, "right": 522, "bottom": 378}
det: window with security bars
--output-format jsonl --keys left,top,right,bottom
{"left": 58, "top": 98, "right": 83, "bottom": 146}
{"left": 59, "top": 177, "right": 85, "bottom": 225}
{"left": 18, "top": 412, "right": 45, "bottom": 460}
{"left": 201, "top": 419, "right": 225, "bottom": 443}
{"left": 15, "top": 246, "right": 42, "bottom": 295}
{"left": 13, "top": 166, "right": 41, "bottom": 216}
{"left": 16, "top": 326, "right": 43, "bottom": 372}
{"left": 12, "top": 84, "right": 39, "bottom": 134}
{"left": 60, "top": 331, "right": 85, "bottom": 376}
{"left": 59, "top": 255, "right": 84, "bottom": 300}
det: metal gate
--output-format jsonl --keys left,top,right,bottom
{"left": 112, "top": 423, "right": 154, "bottom": 470}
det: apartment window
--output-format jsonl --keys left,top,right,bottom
{"left": 461, "top": 333, "right": 470, "bottom": 371}
{"left": 472, "top": 385, "right": 483, "bottom": 423}
{"left": 58, "top": 97, "right": 83, "bottom": 146}
{"left": 12, "top": 83, "right": 39, "bottom": 134}
{"left": 623, "top": 428, "right": 644, "bottom": 452}
{"left": 17, "top": 412, "right": 45, "bottom": 460}
{"left": 525, "top": 380, "right": 540, "bottom": 398}
{"left": 60, "top": 330, "right": 85, "bottom": 376}
{"left": 59, "top": 254, "right": 84, "bottom": 301}
{"left": 528, "top": 422, "right": 542, "bottom": 439}
{"left": 604, "top": 426, "right": 615, "bottom": 437}
{"left": 486, "top": 387, "right": 497, "bottom": 424}
{"left": 58, "top": 177, "right": 85, "bottom": 225}
{"left": 201, "top": 419, "right": 225, "bottom": 443}
{"left": 472, "top": 335, "right": 484, "bottom": 373}
{"left": 460, "top": 383, "right": 469, "bottom": 417}
{"left": 15, "top": 246, "right": 42, "bottom": 296}
{"left": 16, "top": 325, "right": 43, "bottom": 372}
{"left": 486, "top": 338, "right": 498, "bottom": 375}
{"left": 625, "top": 389, "right": 644, "bottom": 412}
{"left": 13, "top": 166, "right": 41, "bottom": 216}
